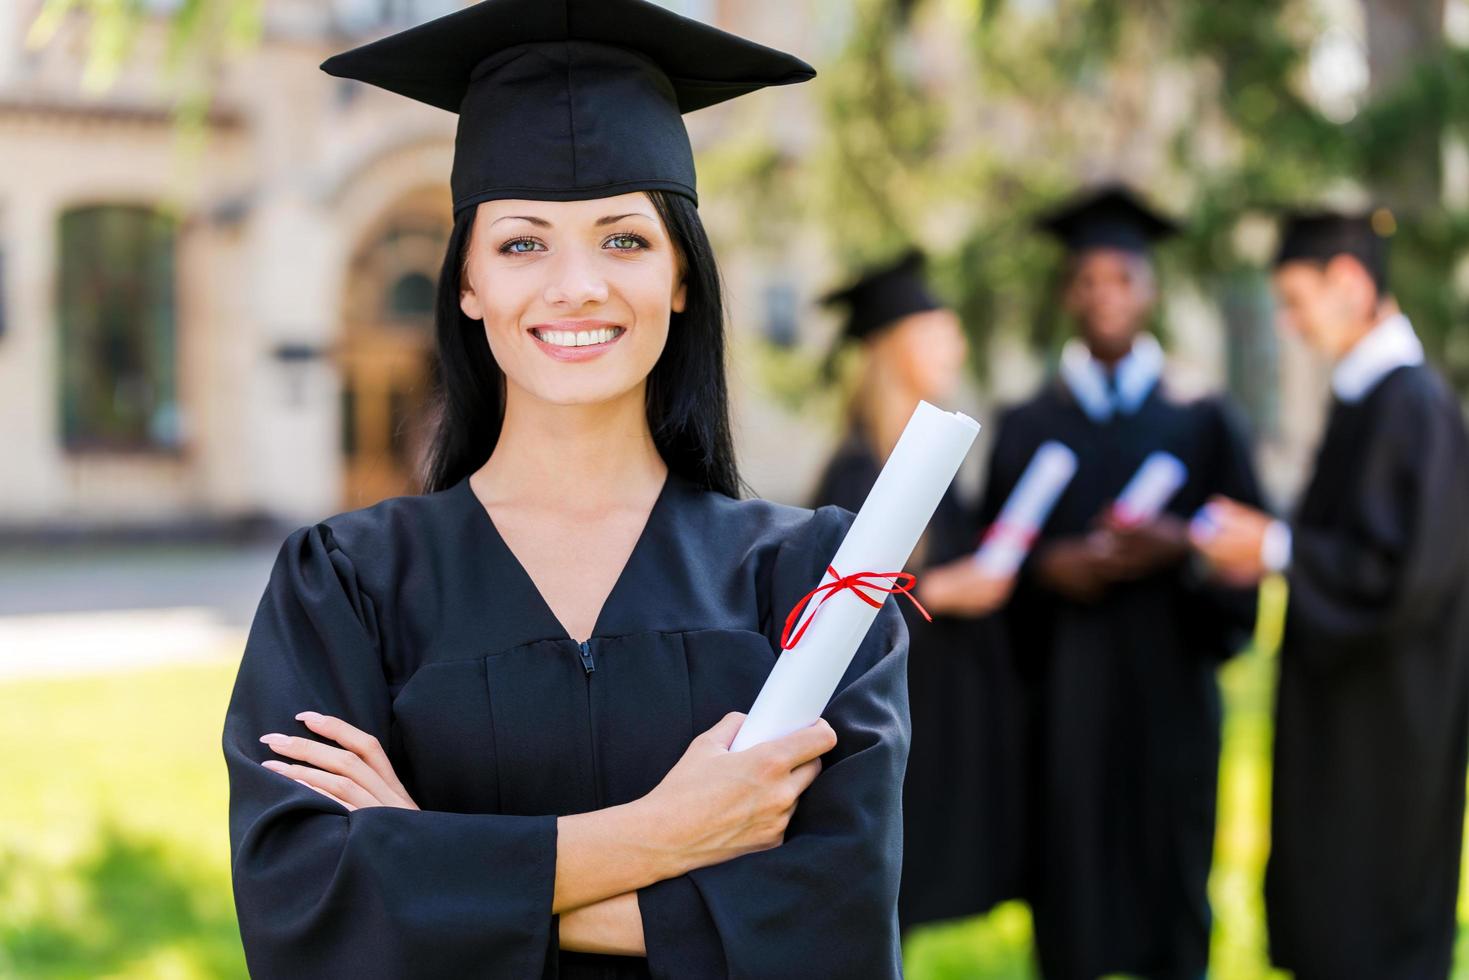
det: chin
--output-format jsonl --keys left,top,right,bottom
{"left": 529, "top": 374, "right": 646, "bottom": 408}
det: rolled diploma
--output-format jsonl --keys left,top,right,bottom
{"left": 972, "top": 441, "right": 1078, "bottom": 576}
{"left": 1112, "top": 451, "right": 1188, "bottom": 526}
{"left": 730, "top": 400, "right": 980, "bottom": 751}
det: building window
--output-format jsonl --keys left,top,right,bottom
{"left": 762, "top": 279, "right": 799, "bottom": 348}
{"left": 57, "top": 205, "right": 180, "bottom": 452}
{"left": 388, "top": 271, "right": 436, "bottom": 321}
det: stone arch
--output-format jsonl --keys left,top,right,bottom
{"left": 330, "top": 141, "right": 454, "bottom": 507}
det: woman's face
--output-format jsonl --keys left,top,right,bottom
{"left": 872, "top": 308, "right": 968, "bottom": 403}
{"left": 459, "top": 192, "right": 687, "bottom": 407}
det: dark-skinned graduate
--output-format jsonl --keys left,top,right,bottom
{"left": 809, "top": 251, "right": 1027, "bottom": 934}
{"left": 980, "top": 185, "right": 1265, "bottom": 980}
{"left": 1193, "top": 209, "right": 1469, "bottom": 980}
{"left": 221, "top": 2, "right": 913, "bottom": 977}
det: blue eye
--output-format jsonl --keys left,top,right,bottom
{"left": 501, "top": 238, "right": 543, "bottom": 254}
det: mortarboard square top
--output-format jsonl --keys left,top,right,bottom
{"left": 320, "top": 0, "right": 815, "bottom": 215}
{"left": 820, "top": 249, "right": 944, "bottom": 344}
{"left": 1036, "top": 184, "right": 1181, "bottom": 256}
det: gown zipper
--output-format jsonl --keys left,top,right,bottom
{"left": 578, "top": 639, "right": 612, "bottom": 978}
{"left": 579, "top": 638, "right": 603, "bottom": 807}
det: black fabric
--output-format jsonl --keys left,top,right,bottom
{"left": 810, "top": 429, "right": 1027, "bottom": 931}
{"left": 1266, "top": 364, "right": 1469, "bottom": 980}
{"left": 820, "top": 250, "right": 944, "bottom": 346}
{"left": 1035, "top": 184, "right": 1180, "bottom": 256}
{"left": 224, "top": 473, "right": 909, "bottom": 979}
{"left": 981, "top": 380, "right": 1263, "bottom": 980}
{"left": 319, "top": 0, "right": 815, "bottom": 212}
{"left": 1273, "top": 209, "right": 1391, "bottom": 292}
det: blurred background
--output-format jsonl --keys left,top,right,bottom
{"left": 2, "top": 0, "right": 1468, "bottom": 976}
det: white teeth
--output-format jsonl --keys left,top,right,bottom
{"left": 535, "top": 327, "right": 620, "bottom": 348}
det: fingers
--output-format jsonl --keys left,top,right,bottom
{"left": 296, "top": 712, "right": 411, "bottom": 800}
{"left": 261, "top": 759, "right": 377, "bottom": 809}
{"left": 771, "top": 719, "right": 838, "bottom": 767}
{"left": 294, "top": 778, "right": 355, "bottom": 811}
{"left": 787, "top": 756, "right": 823, "bottom": 796}
{"left": 703, "top": 711, "right": 748, "bottom": 749}
{"left": 259, "top": 732, "right": 405, "bottom": 806}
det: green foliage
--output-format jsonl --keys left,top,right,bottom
{"left": 762, "top": 0, "right": 1469, "bottom": 396}
{"left": 28, "top": 0, "right": 262, "bottom": 117}
{"left": 0, "top": 661, "right": 247, "bottom": 978}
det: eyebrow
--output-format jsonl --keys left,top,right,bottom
{"left": 595, "top": 212, "right": 656, "bottom": 226}
{"left": 492, "top": 215, "right": 551, "bottom": 228}
{"left": 490, "top": 212, "right": 656, "bottom": 229}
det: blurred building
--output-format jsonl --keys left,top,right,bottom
{"left": 0, "top": 0, "right": 852, "bottom": 534}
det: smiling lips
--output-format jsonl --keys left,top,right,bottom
{"left": 528, "top": 321, "right": 627, "bottom": 362}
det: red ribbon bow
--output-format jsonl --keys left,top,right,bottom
{"left": 780, "top": 565, "right": 932, "bottom": 651}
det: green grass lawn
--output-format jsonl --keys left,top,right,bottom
{"left": 2, "top": 586, "right": 1466, "bottom": 978}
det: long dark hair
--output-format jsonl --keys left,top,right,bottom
{"left": 421, "top": 190, "right": 742, "bottom": 499}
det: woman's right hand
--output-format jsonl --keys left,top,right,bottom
{"left": 637, "top": 712, "right": 837, "bottom": 876}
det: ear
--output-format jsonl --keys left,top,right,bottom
{"left": 1324, "top": 253, "right": 1375, "bottom": 315}
{"left": 460, "top": 276, "right": 484, "bottom": 321}
{"left": 671, "top": 276, "right": 688, "bottom": 315}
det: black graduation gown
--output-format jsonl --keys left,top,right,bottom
{"left": 981, "top": 380, "right": 1263, "bottom": 980}
{"left": 223, "top": 472, "right": 910, "bottom": 980}
{"left": 810, "top": 433, "right": 1027, "bottom": 932}
{"left": 1265, "top": 364, "right": 1469, "bottom": 980}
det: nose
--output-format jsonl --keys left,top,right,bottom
{"left": 542, "top": 246, "right": 610, "bottom": 309}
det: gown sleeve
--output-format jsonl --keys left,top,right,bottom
{"left": 636, "top": 505, "right": 912, "bottom": 980}
{"left": 223, "top": 522, "right": 559, "bottom": 979}
{"left": 1287, "top": 379, "right": 1469, "bottom": 665}
{"left": 1176, "top": 398, "right": 1265, "bottom": 660}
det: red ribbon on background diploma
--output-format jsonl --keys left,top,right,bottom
{"left": 780, "top": 565, "right": 932, "bottom": 651}
{"left": 977, "top": 521, "right": 1039, "bottom": 552}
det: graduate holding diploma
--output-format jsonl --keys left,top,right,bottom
{"left": 981, "top": 185, "right": 1264, "bottom": 980}
{"left": 810, "top": 252, "right": 1027, "bottom": 931}
{"left": 222, "top": 3, "right": 913, "bottom": 977}
{"left": 1192, "top": 210, "right": 1469, "bottom": 980}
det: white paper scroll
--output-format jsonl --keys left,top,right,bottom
{"left": 1112, "top": 451, "right": 1188, "bottom": 526}
{"left": 972, "top": 441, "right": 1078, "bottom": 576}
{"left": 730, "top": 401, "right": 980, "bottom": 751}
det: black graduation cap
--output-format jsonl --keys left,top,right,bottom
{"left": 820, "top": 249, "right": 943, "bottom": 345}
{"left": 1036, "top": 184, "right": 1181, "bottom": 255}
{"left": 320, "top": 0, "right": 815, "bottom": 215}
{"left": 1274, "top": 208, "right": 1393, "bottom": 290}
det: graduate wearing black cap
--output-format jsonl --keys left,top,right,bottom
{"left": 979, "top": 184, "right": 1264, "bottom": 979}
{"left": 223, "top": 3, "right": 912, "bottom": 978}
{"left": 1193, "top": 209, "right": 1469, "bottom": 980}
{"left": 809, "top": 251, "right": 1028, "bottom": 933}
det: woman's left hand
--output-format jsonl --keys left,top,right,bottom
{"left": 259, "top": 711, "right": 419, "bottom": 811}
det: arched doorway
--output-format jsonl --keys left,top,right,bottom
{"left": 339, "top": 187, "right": 450, "bottom": 508}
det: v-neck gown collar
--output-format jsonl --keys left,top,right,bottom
{"left": 455, "top": 471, "right": 682, "bottom": 644}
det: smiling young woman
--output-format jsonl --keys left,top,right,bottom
{"left": 221, "top": 2, "right": 911, "bottom": 979}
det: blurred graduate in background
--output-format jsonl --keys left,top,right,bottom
{"left": 810, "top": 250, "right": 1028, "bottom": 933}
{"left": 1194, "top": 210, "right": 1469, "bottom": 980}
{"left": 980, "top": 186, "right": 1264, "bottom": 979}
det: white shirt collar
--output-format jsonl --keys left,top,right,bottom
{"left": 1060, "top": 333, "right": 1164, "bottom": 423}
{"left": 1332, "top": 313, "right": 1424, "bottom": 404}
